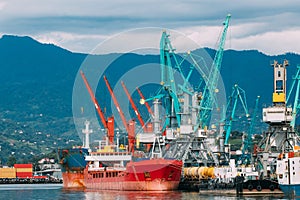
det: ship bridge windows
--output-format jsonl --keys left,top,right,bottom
{"left": 92, "top": 172, "right": 105, "bottom": 179}
{"left": 107, "top": 172, "right": 111, "bottom": 177}
{"left": 106, "top": 171, "right": 119, "bottom": 178}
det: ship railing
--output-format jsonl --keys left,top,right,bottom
{"left": 90, "top": 152, "right": 131, "bottom": 156}
{"left": 106, "top": 166, "right": 126, "bottom": 171}
{"left": 88, "top": 166, "right": 126, "bottom": 171}
{"left": 86, "top": 152, "right": 132, "bottom": 162}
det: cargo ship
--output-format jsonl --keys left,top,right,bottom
{"left": 277, "top": 150, "right": 300, "bottom": 198}
{"left": 84, "top": 144, "right": 182, "bottom": 191}
{"left": 58, "top": 121, "right": 183, "bottom": 190}
{"left": 58, "top": 144, "right": 182, "bottom": 191}
{"left": 57, "top": 67, "right": 184, "bottom": 190}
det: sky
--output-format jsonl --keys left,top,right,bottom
{"left": 1, "top": 0, "right": 300, "bottom": 55}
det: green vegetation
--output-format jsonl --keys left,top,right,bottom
{"left": 0, "top": 110, "right": 81, "bottom": 165}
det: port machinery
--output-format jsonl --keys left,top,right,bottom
{"left": 80, "top": 14, "right": 264, "bottom": 189}
{"left": 254, "top": 60, "right": 300, "bottom": 179}
{"left": 134, "top": 15, "right": 231, "bottom": 167}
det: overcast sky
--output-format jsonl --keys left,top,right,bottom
{"left": 1, "top": 0, "right": 300, "bottom": 55}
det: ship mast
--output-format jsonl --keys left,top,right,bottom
{"left": 82, "top": 120, "right": 93, "bottom": 149}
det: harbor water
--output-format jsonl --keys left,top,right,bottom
{"left": 0, "top": 184, "right": 291, "bottom": 200}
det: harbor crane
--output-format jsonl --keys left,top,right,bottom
{"left": 246, "top": 96, "right": 260, "bottom": 153}
{"left": 121, "top": 81, "right": 146, "bottom": 132}
{"left": 239, "top": 96, "right": 260, "bottom": 165}
{"left": 103, "top": 76, "right": 136, "bottom": 153}
{"left": 218, "top": 84, "right": 249, "bottom": 165}
{"left": 136, "top": 87, "right": 154, "bottom": 118}
{"left": 160, "top": 31, "right": 181, "bottom": 130}
{"left": 80, "top": 71, "right": 115, "bottom": 145}
{"left": 199, "top": 14, "right": 231, "bottom": 128}
{"left": 224, "top": 84, "right": 249, "bottom": 146}
{"left": 286, "top": 65, "right": 300, "bottom": 130}
{"left": 255, "top": 60, "right": 300, "bottom": 178}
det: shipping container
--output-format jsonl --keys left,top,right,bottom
{"left": 15, "top": 168, "right": 32, "bottom": 173}
{"left": 16, "top": 172, "right": 32, "bottom": 178}
{"left": 14, "top": 164, "right": 32, "bottom": 168}
{"left": 0, "top": 168, "right": 16, "bottom": 179}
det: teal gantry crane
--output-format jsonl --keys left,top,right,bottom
{"left": 224, "top": 84, "right": 249, "bottom": 145}
{"left": 240, "top": 95, "right": 260, "bottom": 164}
{"left": 287, "top": 65, "right": 300, "bottom": 130}
{"left": 199, "top": 14, "right": 231, "bottom": 128}
{"left": 159, "top": 31, "right": 182, "bottom": 129}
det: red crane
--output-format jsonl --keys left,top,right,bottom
{"left": 136, "top": 87, "right": 154, "bottom": 117}
{"left": 136, "top": 87, "right": 154, "bottom": 133}
{"left": 103, "top": 76, "right": 135, "bottom": 152}
{"left": 80, "top": 71, "right": 114, "bottom": 145}
{"left": 121, "top": 81, "right": 146, "bottom": 131}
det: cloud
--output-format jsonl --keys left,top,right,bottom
{"left": 1, "top": 1, "right": 300, "bottom": 54}
{"left": 34, "top": 32, "right": 108, "bottom": 53}
{"left": 232, "top": 28, "right": 300, "bottom": 55}
{"left": 0, "top": 1, "right": 6, "bottom": 10}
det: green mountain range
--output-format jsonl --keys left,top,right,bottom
{"left": 0, "top": 35, "right": 300, "bottom": 165}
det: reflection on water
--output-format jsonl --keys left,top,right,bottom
{"left": 0, "top": 184, "right": 290, "bottom": 200}
{"left": 0, "top": 183, "right": 63, "bottom": 190}
{"left": 81, "top": 189, "right": 285, "bottom": 200}
{"left": 83, "top": 190, "right": 186, "bottom": 200}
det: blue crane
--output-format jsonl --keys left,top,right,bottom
{"left": 246, "top": 96, "right": 260, "bottom": 152}
{"left": 287, "top": 65, "right": 300, "bottom": 129}
{"left": 239, "top": 96, "right": 260, "bottom": 164}
{"left": 224, "top": 84, "right": 249, "bottom": 145}
{"left": 159, "top": 31, "right": 181, "bottom": 129}
{"left": 199, "top": 14, "right": 231, "bottom": 128}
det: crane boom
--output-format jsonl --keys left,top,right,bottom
{"left": 103, "top": 76, "right": 129, "bottom": 133}
{"left": 290, "top": 66, "right": 300, "bottom": 129}
{"left": 160, "top": 31, "right": 181, "bottom": 128}
{"left": 247, "top": 96, "right": 260, "bottom": 151}
{"left": 287, "top": 65, "right": 300, "bottom": 103}
{"left": 80, "top": 71, "right": 107, "bottom": 128}
{"left": 239, "top": 95, "right": 260, "bottom": 165}
{"left": 80, "top": 71, "right": 115, "bottom": 145}
{"left": 121, "top": 81, "right": 146, "bottom": 131}
{"left": 136, "top": 87, "right": 154, "bottom": 117}
{"left": 200, "top": 14, "right": 231, "bottom": 127}
{"left": 224, "top": 84, "right": 249, "bottom": 145}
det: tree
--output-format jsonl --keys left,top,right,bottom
{"left": 7, "top": 155, "right": 16, "bottom": 167}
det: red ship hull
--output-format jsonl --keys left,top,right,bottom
{"left": 84, "top": 158, "right": 182, "bottom": 191}
{"left": 62, "top": 171, "right": 85, "bottom": 188}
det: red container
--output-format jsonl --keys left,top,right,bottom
{"left": 16, "top": 172, "right": 33, "bottom": 178}
{"left": 14, "top": 164, "right": 32, "bottom": 168}
{"left": 288, "top": 152, "right": 295, "bottom": 158}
